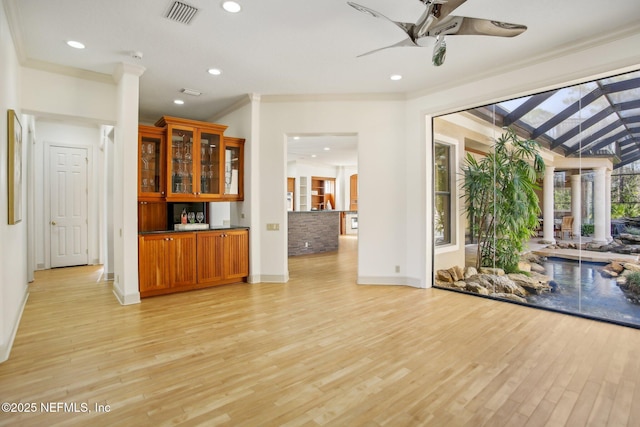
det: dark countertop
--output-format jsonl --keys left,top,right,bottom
{"left": 139, "top": 225, "right": 249, "bottom": 235}
{"left": 288, "top": 210, "right": 356, "bottom": 214}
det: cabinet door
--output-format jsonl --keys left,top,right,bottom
{"left": 168, "top": 233, "right": 197, "bottom": 287}
{"left": 196, "top": 232, "right": 225, "bottom": 284}
{"left": 223, "top": 138, "right": 244, "bottom": 200}
{"left": 138, "top": 126, "right": 165, "bottom": 200}
{"left": 138, "top": 202, "right": 168, "bottom": 232}
{"left": 198, "top": 130, "right": 222, "bottom": 198}
{"left": 139, "top": 235, "right": 171, "bottom": 292}
{"left": 224, "top": 229, "right": 249, "bottom": 279}
{"left": 167, "top": 125, "right": 196, "bottom": 200}
{"left": 350, "top": 174, "right": 358, "bottom": 211}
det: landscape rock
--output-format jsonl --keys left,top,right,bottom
{"left": 518, "top": 261, "right": 532, "bottom": 272}
{"left": 600, "top": 269, "right": 619, "bottom": 278}
{"left": 508, "top": 272, "right": 552, "bottom": 294}
{"left": 465, "top": 282, "right": 489, "bottom": 295}
{"left": 451, "top": 281, "right": 467, "bottom": 289}
{"left": 464, "top": 266, "right": 478, "bottom": 279}
{"left": 479, "top": 267, "right": 505, "bottom": 276}
{"left": 609, "top": 262, "right": 625, "bottom": 274}
{"left": 620, "top": 233, "right": 640, "bottom": 242}
{"left": 435, "top": 269, "right": 454, "bottom": 283}
{"left": 491, "top": 293, "right": 527, "bottom": 304}
{"left": 467, "top": 274, "right": 527, "bottom": 297}
{"left": 450, "top": 266, "right": 465, "bottom": 281}
{"left": 529, "top": 263, "right": 547, "bottom": 274}
{"left": 623, "top": 263, "right": 640, "bottom": 272}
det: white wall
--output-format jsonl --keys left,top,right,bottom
{"left": 0, "top": 2, "right": 28, "bottom": 362}
{"left": 211, "top": 98, "right": 259, "bottom": 281}
{"left": 259, "top": 98, "right": 413, "bottom": 286}
{"left": 21, "top": 67, "right": 116, "bottom": 123}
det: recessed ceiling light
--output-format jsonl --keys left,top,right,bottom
{"left": 293, "top": 136, "right": 300, "bottom": 140}
{"left": 222, "top": 1, "right": 242, "bottom": 13}
{"left": 324, "top": 147, "right": 330, "bottom": 151}
{"left": 390, "top": 74, "right": 402, "bottom": 81}
{"left": 174, "top": 99, "right": 184, "bottom": 105}
{"left": 208, "top": 68, "right": 222, "bottom": 76}
{"left": 311, "top": 154, "right": 317, "bottom": 158}
{"left": 66, "top": 40, "right": 85, "bottom": 49}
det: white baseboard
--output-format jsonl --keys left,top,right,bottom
{"left": 251, "top": 273, "right": 289, "bottom": 283}
{"left": 0, "top": 291, "right": 29, "bottom": 364}
{"left": 357, "top": 276, "right": 425, "bottom": 288}
{"left": 100, "top": 272, "right": 114, "bottom": 282}
{"left": 112, "top": 285, "right": 140, "bottom": 305}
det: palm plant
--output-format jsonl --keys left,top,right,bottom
{"left": 461, "top": 128, "right": 545, "bottom": 272}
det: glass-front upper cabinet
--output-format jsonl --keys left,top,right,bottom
{"left": 138, "top": 125, "right": 165, "bottom": 200}
{"left": 223, "top": 137, "right": 245, "bottom": 200}
{"left": 199, "top": 131, "right": 222, "bottom": 197}
{"left": 167, "top": 125, "right": 196, "bottom": 198}
{"left": 155, "top": 116, "right": 229, "bottom": 201}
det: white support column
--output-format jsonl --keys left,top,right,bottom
{"left": 112, "top": 63, "right": 145, "bottom": 305}
{"left": 571, "top": 174, "right": 582, "bottom": 239}
{"left": 605, "top": 169, "right": 612, "bottom": 242}
{"left": 542, "top": 166, "right": 556, "bottom": 243}
{"left": 592, "top": 167, "right": 607, "bottom": 244}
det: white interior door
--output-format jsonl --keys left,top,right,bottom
{"left": 50, "top": 146, "right": 88, "bottom": 268}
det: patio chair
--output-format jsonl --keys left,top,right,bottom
{"left": 560, "top": 216, "right": 574, "bottom": 239}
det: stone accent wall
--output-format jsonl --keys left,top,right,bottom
{"left": 288, "top": 211, "right": 340, "bottom": 256}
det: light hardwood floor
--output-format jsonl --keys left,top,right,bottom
{"left": 2, "top": 235, "right": 640, "bottom": 426}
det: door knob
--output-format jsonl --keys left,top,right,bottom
{"left": 51, "top": 221, "right": 57, "bottom": 226}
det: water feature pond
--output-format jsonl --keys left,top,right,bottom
{"left": 527, "top": 258, "right": 640, "bottom": 327}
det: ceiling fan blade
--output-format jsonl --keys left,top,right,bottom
{"left": 428, "top": 0, "right": 469, "bottom": 21}
{"left": 455, "top": 17, "right": 527, "bottom": 37}
{"left": 432, "top": 36, "right": 447, "bottom": 66}
{"left": 357, "top": 37, "right": 419, "bottom": 57}
{"left": 347, "top": 2, "right": 413, "bottom": 36}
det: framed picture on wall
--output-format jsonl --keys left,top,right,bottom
{"left": 7, "top": 109, "right": 22, "bottom": 225}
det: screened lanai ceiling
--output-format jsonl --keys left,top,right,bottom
{"left": 469, "top": 69, "right": 640, "bottom": 169}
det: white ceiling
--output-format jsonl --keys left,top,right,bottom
{"left": 287, "top": 134, "right": 358, "bottom": 167}
{"left": 5, "top": 0, "right": 640, "bottom": 126}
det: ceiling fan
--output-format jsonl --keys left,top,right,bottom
{"left": 348, "top": 0, "right": 527, "bottom": 66}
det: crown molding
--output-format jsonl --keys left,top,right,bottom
{"left": 261, "top": 93, "right": 407, "bottom": 103}
{"left": 22, "top": 58, "right": 115, "bottom": 84}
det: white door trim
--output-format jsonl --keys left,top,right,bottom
{"left": 44, "top": 141, "right": 94, "bottom": 269}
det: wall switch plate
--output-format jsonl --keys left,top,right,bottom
{"left": 266, "top": 223, "right": 280, "bottom": 231}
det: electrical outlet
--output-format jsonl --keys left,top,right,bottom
{"left": 395, "top": 265, "right": 400, "bottom": 273}
{"left": 266, "top": 223, "right": 280, "bottom": 231}
{"left": 305, "top": 242, "right": 309, "bottom": 248}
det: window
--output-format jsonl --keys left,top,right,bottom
{"left": 554, "top": 172, "right": 571, "bottom": 212}
{"left": 435, "top": 143, "right": 452, "bottom": 246}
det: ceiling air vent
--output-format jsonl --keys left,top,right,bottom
{"left": 165, "top": 1, "right": 199, "bottom": 25}
{"left": 181, "top": 88, "right": 202, "bottom": 96}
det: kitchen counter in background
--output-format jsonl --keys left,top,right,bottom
{"left": 288, "top": 210, "right": 341, "bottom": 256}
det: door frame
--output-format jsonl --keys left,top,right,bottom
{"left": 43, "top": 141, "right": 95, "bottom": 269}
